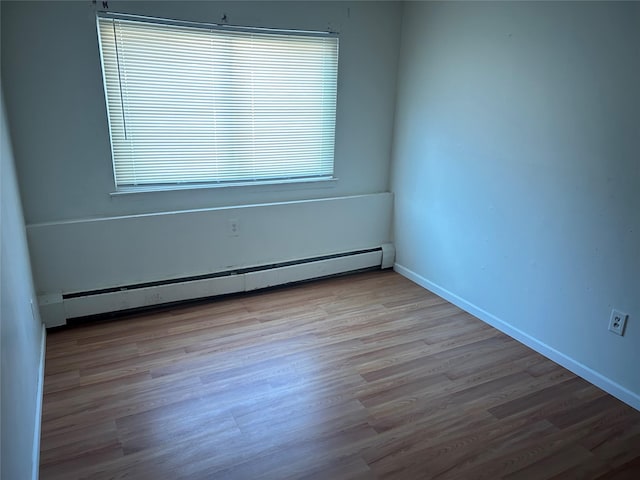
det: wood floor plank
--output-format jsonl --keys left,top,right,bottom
{"left": 40, "top": 270, "right": 640, "bottom": 479}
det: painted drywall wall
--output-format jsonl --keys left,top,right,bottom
{"left": 1, "top": 86, "right": 45, "bottom": 480}
{"left": 1, "top": 1, "right": 401, "bottom": 309}
{"left": 28, "top": 193, "right": 393, "bottom": 294}
{"left": 392, "top": 2, "right": 639, "bottom": 403}
{"left": 1, "top": 1, "right": 402, "bottom": 224}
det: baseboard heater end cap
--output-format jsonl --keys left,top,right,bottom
{"left": 381, "top": 243, "right": 395, "bottom": 269}
{"left": 38, "top": 293, "right": 67, "bottom": 328}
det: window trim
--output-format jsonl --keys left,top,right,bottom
{"left": 109, "top": 176, "right": 339, "bottom": 196}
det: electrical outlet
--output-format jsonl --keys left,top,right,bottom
{"left": 228, "top": 218, "right": 240, "bottom": 237}
{"left": 608, "top": 309, "right": 628, "bottom": 336}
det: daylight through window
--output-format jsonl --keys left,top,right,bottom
{"left": 97, "top": 14, "right": 338, "bottom": 190}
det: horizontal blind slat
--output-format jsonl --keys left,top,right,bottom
{"left": 97, "top": 16, "right": 338, "bottom": 187}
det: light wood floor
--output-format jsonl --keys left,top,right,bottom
{"left": 40, "top": 270, "right": 640, "bottom": 479}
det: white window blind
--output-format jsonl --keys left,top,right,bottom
{"left": 97, "top": 14, "right": 338, "bottom": 189}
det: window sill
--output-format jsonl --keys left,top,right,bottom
{"left": 109, "top": 177, "right": 338, "bottom": 196}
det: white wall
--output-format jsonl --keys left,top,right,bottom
{"left": 1, "top": 1, "right": 402, "bottom": 223}
{"left": 392, "top": 1, "right": 640, "bottom": 407}
{"left": 28, "top": 193, "right": 393, "bottom": 294}
{"left": 1, "top": 86, "right": 45, "bottom": 480}
{"left": 1, "top": 1, "right": 401, "bottom": 313}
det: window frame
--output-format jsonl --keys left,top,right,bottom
{"left": 96, "top": 12, "right": 340, "bottom": 193}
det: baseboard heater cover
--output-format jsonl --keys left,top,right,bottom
{"left": 40, "top": 245, "right": 394, "bottom": 327}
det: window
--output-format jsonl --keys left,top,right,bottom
{"left": 97, "top": 14, "right": 338, "bottom": 190}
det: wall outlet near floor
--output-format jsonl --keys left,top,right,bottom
{"left": 608, "top": 309, "right": 628, "bottom": 336}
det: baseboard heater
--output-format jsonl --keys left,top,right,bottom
{"left": 40, "top": 244, "right": 395, "bottom": 327}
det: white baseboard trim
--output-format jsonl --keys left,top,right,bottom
{"left": 394, "top": 263, "right": 640, "bottom": 412}
{"left": 32, "top": 323, "right": 46, "bottom": 480}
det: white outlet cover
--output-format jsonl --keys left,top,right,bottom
{"left": 228, "top": 218, "right": 240, "bottom": 237}
{"left": 608, "top": 309, "right": 628, "bottom": 336}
